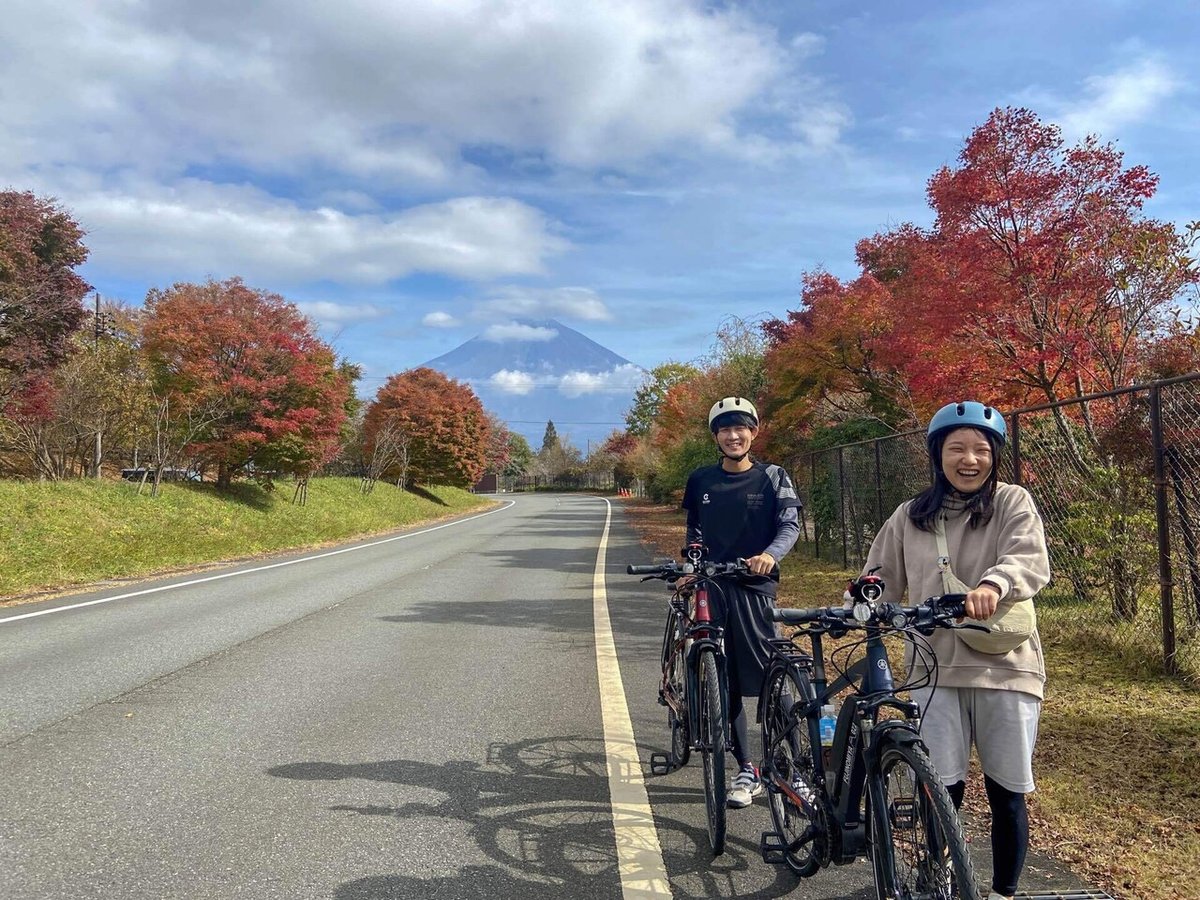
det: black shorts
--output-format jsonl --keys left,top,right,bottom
{"left": 706, "top": 581, "right": 778, "bottom": 698}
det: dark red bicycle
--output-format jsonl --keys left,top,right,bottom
{"left": 627, "top": 544, "right": 749, "bottom": 856}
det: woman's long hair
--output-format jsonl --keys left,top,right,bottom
{"left": 908, "top": 429, "right": 1001, "bottom": 531}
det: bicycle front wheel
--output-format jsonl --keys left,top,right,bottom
{"left": 698, "top": 649, "right": 727, "bottom": 855}
{"left": 760, "top": 663, "right": 824, "bottom": 876}
{"left": 869, "top": 737, "right": 977, "bottom": 899}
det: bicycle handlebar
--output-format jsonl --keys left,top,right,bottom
{"left": 770, "top": 593, "right": 974, "bottom": 631}
{"left": 625, "top": 558, "right": 752, "bottom": 579}
{"left": 627, "top": 563, "right": 666, "bottom": 576}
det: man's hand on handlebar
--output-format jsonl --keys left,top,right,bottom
{"left": 745, "top": 551, "right": 776, "bottom": 576}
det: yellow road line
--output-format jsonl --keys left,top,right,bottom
{"left": 592, "top": 498, "right": 672, "bottom": 898}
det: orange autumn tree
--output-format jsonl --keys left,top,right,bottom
{"left": 141, "top": 278, "right": 353, "bottom": 489}
{"left": 363, "top": 367, "right": 490, "bottom": 489}
{"left": 759, "top": 270, "right": 908, "bottom": 465}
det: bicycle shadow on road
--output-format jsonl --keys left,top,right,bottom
{"left": 267, "top": 734, "right": 822, "bottom": 899}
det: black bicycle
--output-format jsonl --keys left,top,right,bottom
{"left": 758, "top": 571, "right": 984, "bottom": 899}
{"left": 627, "top": 544, "right": 750, "bottom": 856}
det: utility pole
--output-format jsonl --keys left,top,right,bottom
{"left": 93, "top": 293, "right": 102, "bottom": 479}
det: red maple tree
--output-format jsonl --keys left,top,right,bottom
{"left": 0, "top": 191, "right": 90, "bottom": 415}
{"left": 761, "top": 107, "right": 1197, "bottom": 444}
{"left": 363, "top": 367, "right": 490, "bottom": 488}
{"left": 141, "top": 278, "right": 352, "bottom": 487}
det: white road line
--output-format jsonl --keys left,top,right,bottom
{"left": 592, "top": 498, "right": 672, "bottom": 897}
{"left": 0, "top": 500, "right": 515, "bottom": 625}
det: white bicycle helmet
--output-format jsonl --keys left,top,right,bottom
{"left": 708, "top": 397, "right": 759, "bottom": 433}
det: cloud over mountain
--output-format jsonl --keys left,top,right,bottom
{"left": 422, "top": 318, "right": 643, "bottom": 447}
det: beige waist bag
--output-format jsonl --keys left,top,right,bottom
{"left": 935, "top": 514, "right": 1036, "bottom": 655}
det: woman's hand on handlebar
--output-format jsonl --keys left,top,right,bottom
{"left": 963, "top": 582, "right": 1002, "bottom": 620}
{"left": 744, "top": 551, "right": 776, "bottom": 576}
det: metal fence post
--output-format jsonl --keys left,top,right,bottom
{"left": 1010, "top": 412, "right": 1022, "bottom": 486}
{"left": 1149, "top": 385, "right": 1178, "bottom": 675}
{"left": 838, "top": 445, "right": 848, "bottom": 570}
{"left": 874, "top": 439, "right": 885, "bottom": 525}
{"left": 811, "top": 451, "right": 819, "bottom": 559}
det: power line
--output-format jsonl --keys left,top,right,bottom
{"left": 503, "top": 419, "right": 625, "bottom": 425}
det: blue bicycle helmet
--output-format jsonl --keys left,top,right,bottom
{"left": 926, "top": 401, "right": 1007, "bottom": 454}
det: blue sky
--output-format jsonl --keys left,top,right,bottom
{"left": 3, "top": 0, "right": 1197, "bottom": 419}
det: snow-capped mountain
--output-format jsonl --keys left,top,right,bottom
{"left": 421, "top": 319, "right": 643, "bottom": 451}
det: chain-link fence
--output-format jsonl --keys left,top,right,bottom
{"left": 798, "top": 373, "right": 1200, "bottom": 682}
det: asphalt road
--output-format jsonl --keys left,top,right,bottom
{"left": 1, "top": 493, "right": 1092, "bottom": 899}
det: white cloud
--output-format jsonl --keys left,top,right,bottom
{"left": 1059, "top": 57, "right": 1181, "bottom": 139}
{"left": 297, "top": 300, "right": 386, "bottom": 325}
{"left": 558, "top": 363, "right": 645, "bottom": 398}
{"left": 490, "top": 369, "right": 537, "bottom": 395}
{"left": 45, "top": 178, "right": 567, "bottom": 284}
{"left": 422, "top": 311, "right": 461, "bottom": 327}
{"left": 477, "top": 286, "right": 613, "bottom": 322}
{"left": 483, "top": 323, "right": 559, "bottom": 343}
{"left": 0, "top": 0, "right": 824, "bottom": 183}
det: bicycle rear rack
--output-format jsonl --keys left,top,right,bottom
{"left": 765, "top": 637, "right": 813, "bottom": 667}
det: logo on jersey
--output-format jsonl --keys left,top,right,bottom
{"left": 702, "top": 493, "right": 710, "bottom": 504}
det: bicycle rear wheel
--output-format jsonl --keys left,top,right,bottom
{"left": 760, "top": 664, "right": 824, "bottom": 876}
{"left": 661, "top": 606, "right": 690, "bottom": 768}
{"left": 869, "top": 737, "right": 977, "bottom": 899}
{"left": 698, "top": 649, "right": 727, "bottom": 855}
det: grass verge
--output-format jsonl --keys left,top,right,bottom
{"left": 0, "top": 476, "right": 496, "bottom": 602}
{"left": 619, "top": 498, "right": 1199, "bottom": 900}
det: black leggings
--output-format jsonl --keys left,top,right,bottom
{"left": 729, "top": 692, "right": 752, "bottom": 767}
{"left": 948, "top": 776, "right": 1029, "bottom": 897}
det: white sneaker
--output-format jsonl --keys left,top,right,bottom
{"left": 727, "top": 765, "right": 764, "bottom": 808}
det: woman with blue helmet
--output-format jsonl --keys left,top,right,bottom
{"left": 860, "top": 401, "right": 1051, "bottom": 900}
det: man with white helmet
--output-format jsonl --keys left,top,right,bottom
{"left": 681, "top": 397, "right": 802, "bottom": 809}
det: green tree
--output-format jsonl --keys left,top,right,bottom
{"left": 541, "top": 419, "right": 560, "bottom": 454}
{"left": 504, "top": 432, "right": 533, "bottom": 478}
{"left": 625, "top": 361, "right": 700, "bottom": 437}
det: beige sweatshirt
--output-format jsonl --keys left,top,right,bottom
{"left": 863, "top": 482, "right": 1052, "bottom": 699}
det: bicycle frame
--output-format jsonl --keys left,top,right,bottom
{"left": 766, "top": 622, "right": 923, "bottom": 864}
{"left": 659, "top": 582, "right": 730, "bottom": 755}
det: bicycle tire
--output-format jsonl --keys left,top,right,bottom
{"left": 869, "top": 737, "right": 978, "bottom": 899}
{"left": 760, "top": 663, "right": 825, "bottom": 876}
{"left": 661, "top": 606, "right": 690, "bottom": 768}
{"left": 698, "top": 649, "right": 727, "bottom": 855}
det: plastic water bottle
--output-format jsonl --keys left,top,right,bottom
{"left": 819, "top": 704, "right": 836, "bottom": 752}
{"left": 819, "top": 704, "right": 838, "bottom": 790}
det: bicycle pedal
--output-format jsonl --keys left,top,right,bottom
{"left": 649, "top": 752, "right": 673, "bottom": 775}
{"left": 759, "top": 830, "right": 788, "bottom": 865}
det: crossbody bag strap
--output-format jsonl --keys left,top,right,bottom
{"left": 933, "top": 513, "right": 968, "bottom": 595}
